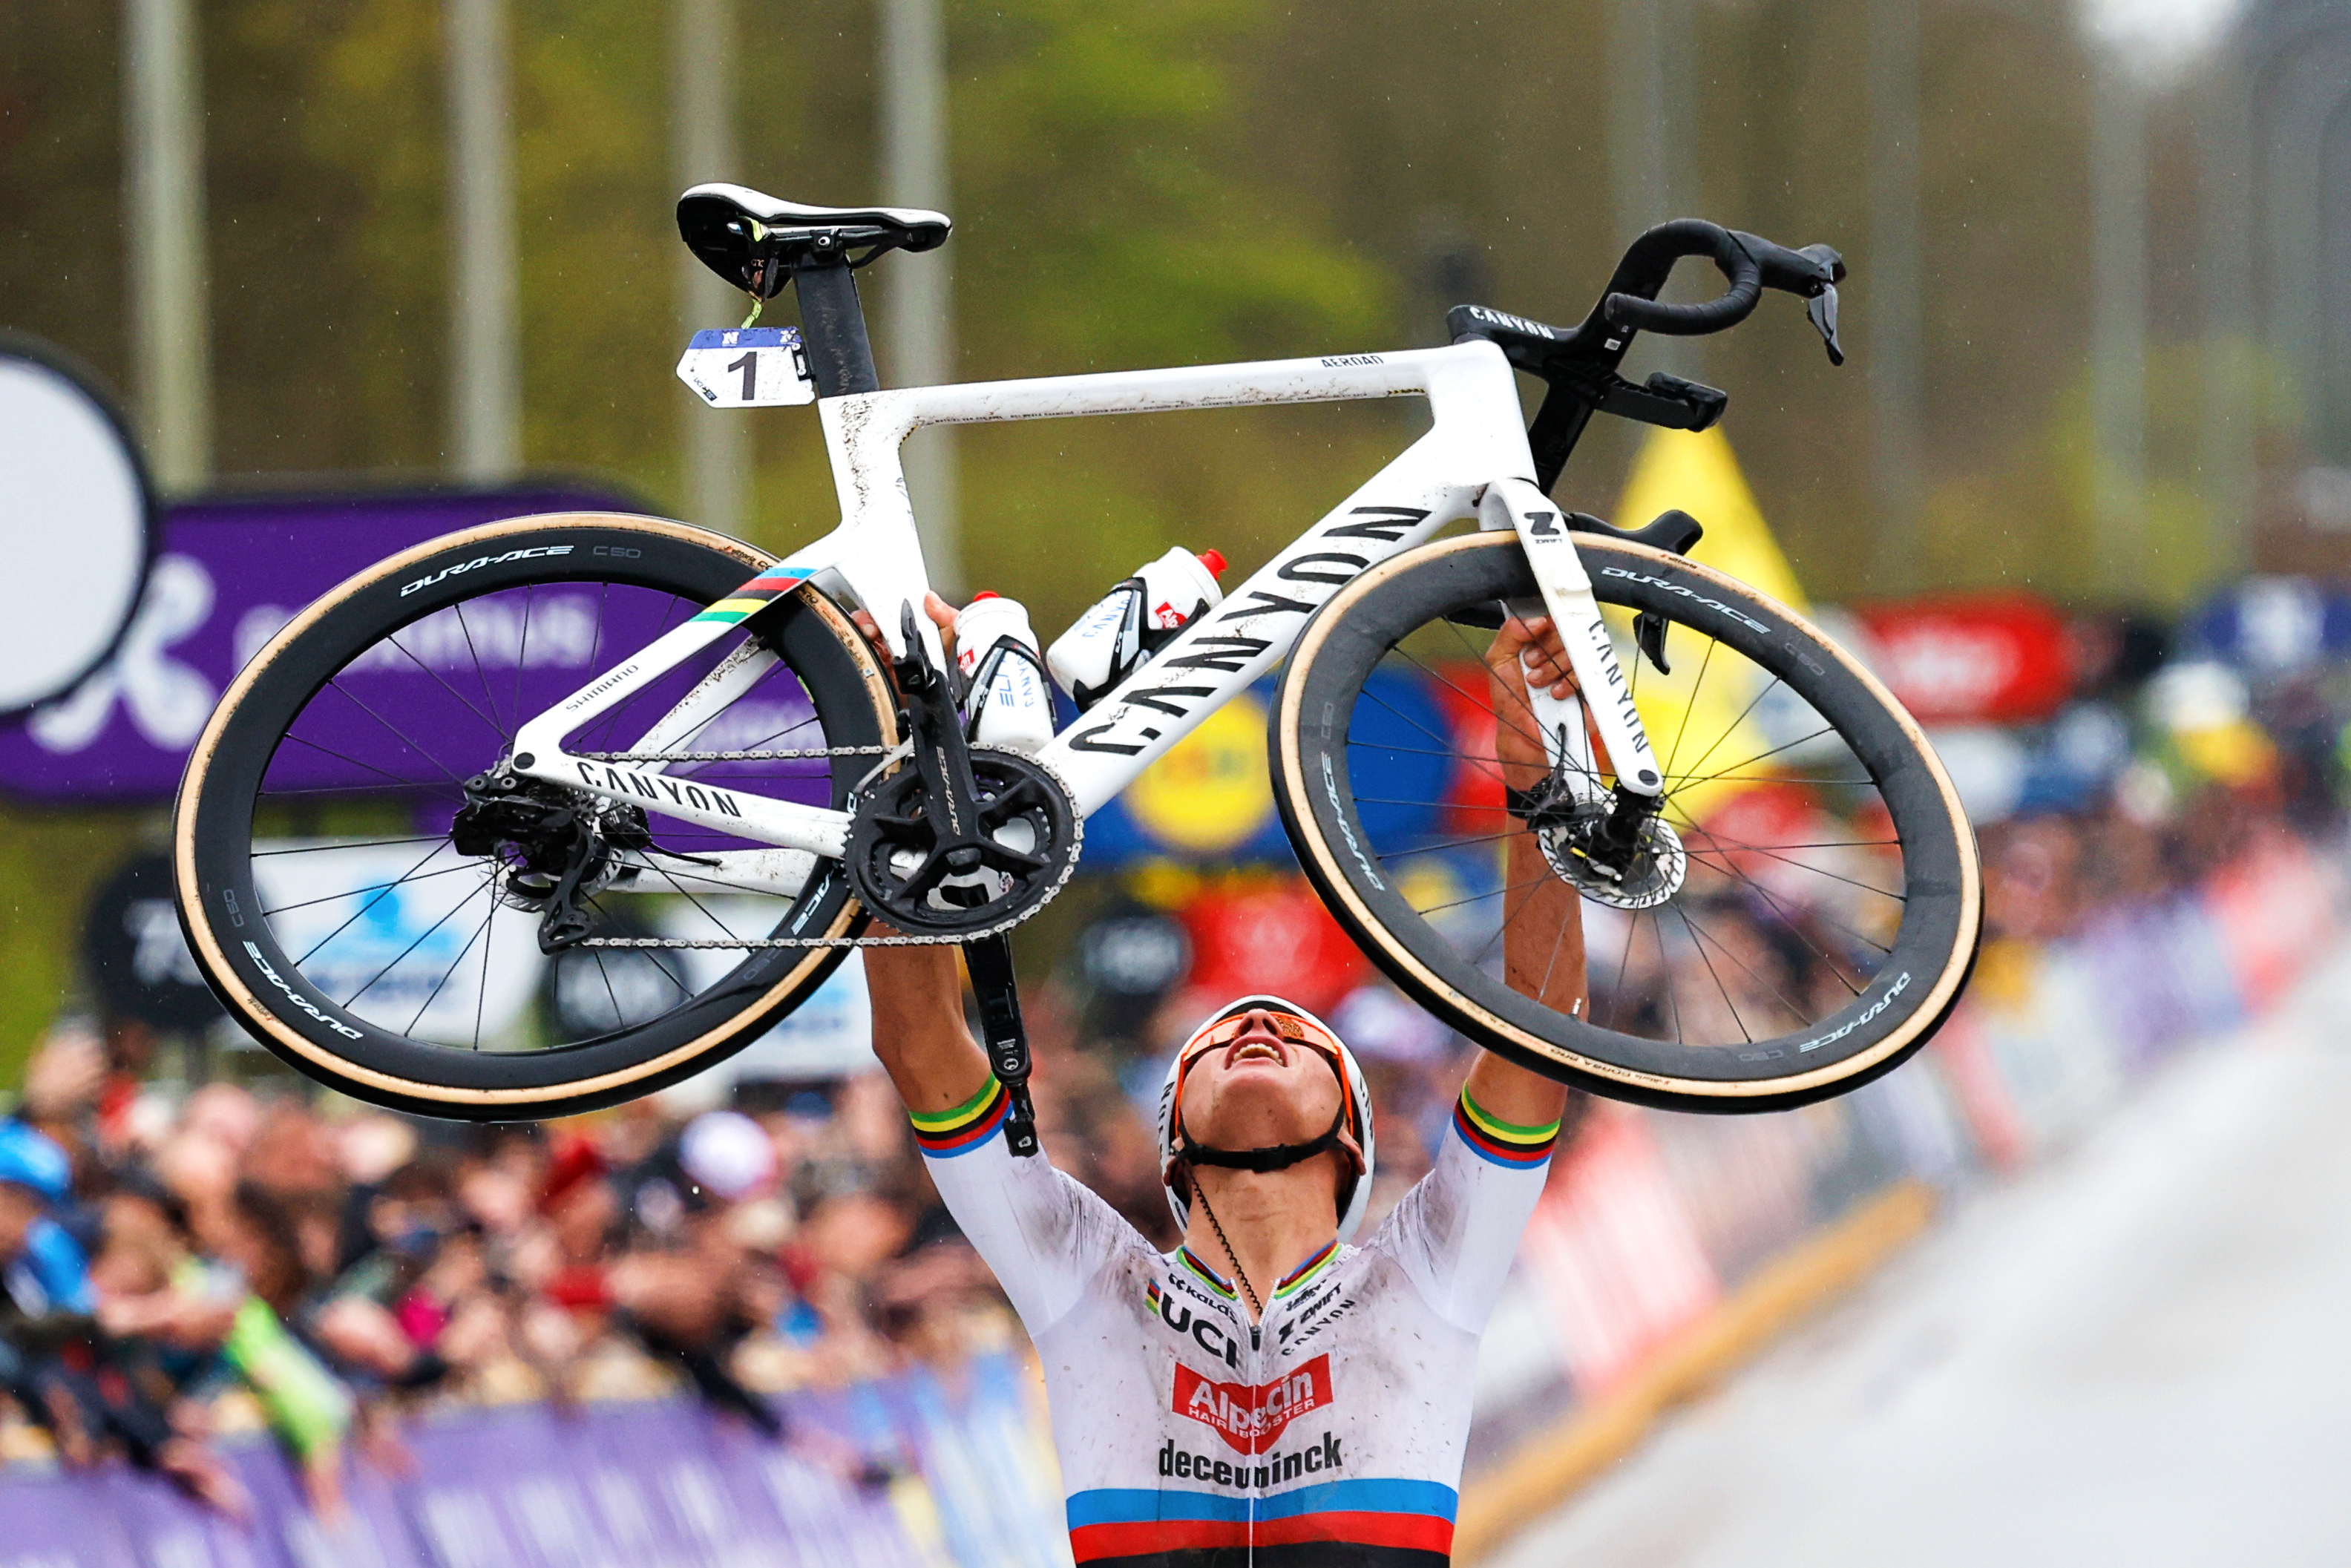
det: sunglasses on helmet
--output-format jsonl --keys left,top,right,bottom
{"left": 1174, "top": 1007, "right": 1357, "bottom": 1137}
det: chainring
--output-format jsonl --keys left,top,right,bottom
{"left": 844, "top": 747, "right": 1082, "bottom": 937}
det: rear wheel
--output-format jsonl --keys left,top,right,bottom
{"left": 174, "top": 513, "right": 897, "bottom": 1118}
{"left": 1272, "top": 530, "right": 1979, "bottom": 1112}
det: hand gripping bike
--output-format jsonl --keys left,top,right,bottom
{"left": 174, "top": 185, "right": 1979, "bottom": 1121}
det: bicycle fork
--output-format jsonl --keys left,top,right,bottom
{"left": 1479, "top": 478, "right": 1666, "bottom": 806}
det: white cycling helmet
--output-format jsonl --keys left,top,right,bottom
{"left": 1157, "top": 994, "right": 1377, "bottom": 1244}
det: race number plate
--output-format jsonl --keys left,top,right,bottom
{"left": 675, "top": 327, "right": 816, "bottom": 407}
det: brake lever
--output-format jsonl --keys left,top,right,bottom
{"left": 1806, "top": 286, "right": 1844, "bottom": 367}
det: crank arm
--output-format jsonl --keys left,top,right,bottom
{"left": 963, "top": 934, "right": 1040, "bottom": 1157}
{"left": 891, "top": 605, "right": 994, "bottom": 863}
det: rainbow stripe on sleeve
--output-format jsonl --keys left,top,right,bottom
{"left": 1451, "top": 1089, "right": 1560, "bottom": 1170}
{"left": 908, "top": 1075, "right": 1011, "bottom": 1158}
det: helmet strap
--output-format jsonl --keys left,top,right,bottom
{"left": 1176, "top": 1103, "right": 1347, "bottom": 1174}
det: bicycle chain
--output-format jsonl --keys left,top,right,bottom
{"left": 574, "top": 746, "right": 888, "bottom": 762}
{"left": 574, "top": 931, "right": 973, "bottom": 948}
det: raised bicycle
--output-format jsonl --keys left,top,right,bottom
{"left": 173, "top": 184, "right": 1979, "bottom": 1125}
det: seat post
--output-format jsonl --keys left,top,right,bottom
{"left": 792, "top": 257, "right": 882, "bottom": 398}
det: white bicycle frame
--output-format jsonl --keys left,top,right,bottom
{"left": 508, "top": 338, "right": 1664, "bottom": 885}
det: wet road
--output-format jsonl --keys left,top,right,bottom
{"left": 1487, "top": 942, "right": 2351, "bottom": 1568}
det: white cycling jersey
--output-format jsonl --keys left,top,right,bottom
{"left": 910, "top": 1074, "right": 1561, "bottom": 1567}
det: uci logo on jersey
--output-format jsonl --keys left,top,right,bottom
{"left": 1146, "top": 1278, "right": 1240, "bottom": 1368}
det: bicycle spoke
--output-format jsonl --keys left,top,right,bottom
{"left": 1535, "top": 888, "right": 1575, "bottom": 1006}
{"left": 1676, "top": 828, "right": 1907, "bottom": 903}
{"left": 1355, "top": 678, "right": 1484, "bottom": 762}
{"left": 1410, "top": 872, "right": 1558, "bottom": 918}
{"left": 252, "top": 835, "right": 446, "bottom": 856}
{"left": 1606, "top": 902, "right": 1640, "bottom": 1031}
{"left": 1676, "top": 901, "right": 1813, "bottom": 1029}
{"left": 451, "top": 600, "right": 504, "bottom": 736}
{"left": 588, "top": 946, "right": 626, "bottom": 1033}
{"left": 341, "top": 870, "right": 493, "bottom": 1009}
{"left": 383, "top": 631, "right": 508, "bottom": 742}
{"left": 1680, "top": 844, "right": 1895, "bottom": 962}
{"left": 287, "top": 859, "right": 491, "bottom": 970}
{"left": 1662, "top": 635, "right": 1717, "bottom": 780}
{"left": 1387, "top": 641, "right": 1550, "bottom": 759}
{"left": 1669, "top": 673, "right": 1785, "bottom": 785}
{"left": 1344, "top": 739, "right": 1516, "bottom": 767}
{"left": 258, "top": 781, "right": 462, "bottom": 798}
{"left": 279, "top": 841, "right": 463, "bottom": 963}
{"left": 1656, "top": 911, "right": 1685, "bottom": 1044}
{"left": 406, "top": 904, "right": 496, "bottom": 1036}
{"left": 511, "top": 584, "right": 534, "bottom": 738}
{"left": 1656, "top": 773, "right": 1875, "bottom": 787}
{"left": 321, "top": 680, "right": 471, "bottom": 787}
{"left": 274, "top": 729, "right": 459, "bottom": 794}
{"left": 1666, "top": 726, "right": 1840, "bottom": 800}
{"left": 1381, "top": 830, "right": 1521, "bottom": 859}
{"left": 645, "top": 858, "right": 749, "bottom": 944}
{"left": 1673, "top": 903, "right": 1751, "bottom": 1045}
{"left": 264, "top": 856, "right": 479, "bottom": 920}
{"left": 473, "top": 890, "right": 496, "bottom": 1051}
{"left": 1682, "top": 847, "right": 1872, "bottom": 990}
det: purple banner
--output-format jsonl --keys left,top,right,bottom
{"left": 0, "top": 1356, "right": 1061, "bottom": 1568}
{"left": 0, "top": 488, "right": 640, "bottom": 804}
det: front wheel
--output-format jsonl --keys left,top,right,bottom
{"left": 1271, "top": 530, "right": 1979, "bottom": 1112}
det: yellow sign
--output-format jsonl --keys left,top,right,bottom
{"left": 1616, "top": 425, "right": 1806, "bottom": 610}
{"left": 1610, "top": 427, "right": 1806, "bottom": 821}
{"left": 1124, "top": 693, "right": 1276, "bottom": 853}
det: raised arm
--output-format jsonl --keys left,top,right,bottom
{"left": 862, "top": 944, "right": 992, "bottom": 1117}
{"left": 853, "top": 592, "right": 1000, "bottom": 1120}
{"left": 1463, "top": 616, "right": 1585, "bottom": 1138}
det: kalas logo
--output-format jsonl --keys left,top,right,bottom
{"left": 1173, "top": 1354, "right": 1331, "bottom": 1454}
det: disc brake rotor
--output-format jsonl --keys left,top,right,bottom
{"left": 1529, "top": 795, "right": 1688, "bottom": 911}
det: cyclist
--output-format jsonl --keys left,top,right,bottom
{"left": 867, "top": 607, "right": 1589, "bottom": 1567}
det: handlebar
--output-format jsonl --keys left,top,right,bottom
{"left": 1601, "top": 220, "right": 1764, "bottom": 335}
{"left": 1598, "top": 220, "right": 1844, "bottom": 338}
{"left": 1446, "top": 217, "right": 1849, "bottom": 493}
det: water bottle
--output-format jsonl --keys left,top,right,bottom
{"left": 1045, "top": 547, "right": 1227, "bottom": 710}
{"left": 954, "top": 593, "right": 1055, "bottom": 753}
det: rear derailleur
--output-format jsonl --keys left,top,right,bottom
{"left": 451, "top": 769, "right": 654, "bottom": 953}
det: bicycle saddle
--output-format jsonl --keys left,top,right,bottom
{"left": 677, "top": 183, "right": 951, "bottom": 295}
